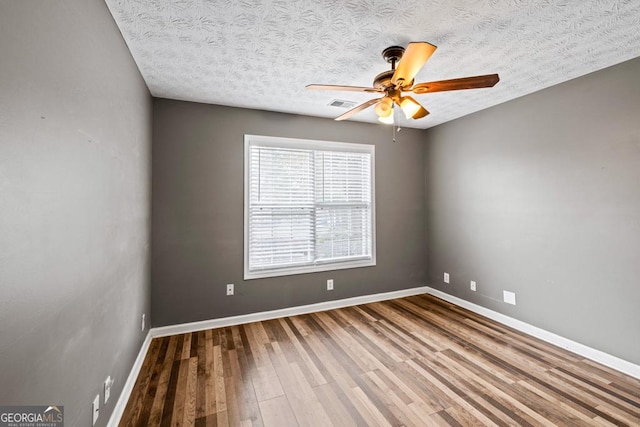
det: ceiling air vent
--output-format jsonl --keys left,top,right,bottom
{"left": 328, "top": 99, "right": 356, "bottom": 109}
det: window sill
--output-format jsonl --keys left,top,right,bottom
{"left": 244, "top": 258, "right": 376, "bottom": 280}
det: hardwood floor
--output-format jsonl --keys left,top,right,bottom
{"left": 120, "top": 294, "right": 640, "bottom": 426}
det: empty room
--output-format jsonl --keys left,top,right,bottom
{"left": 1, "top": 0, "right": 639, "bottom": 426}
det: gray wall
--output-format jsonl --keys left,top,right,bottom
{"left": 152, "top": 99, "right": 426, "bottom": 326}
{"left": 0, "top": 1, "right": 151, "bottom": 427}
{"left": 424, "top": 57, "right": 640, "bottom": 365}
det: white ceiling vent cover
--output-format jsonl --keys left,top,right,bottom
{"left": 328, "top": 99, "right": 357, "bottom": 109}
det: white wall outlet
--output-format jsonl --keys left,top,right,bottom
{"left": 141, "top": 314, "right": 145, "bottom": 332}
{"left": 104, "top": 376, "right": 113, "bottom": 404}
{"left": 503, "top": 290, "right": 517, "bottom": 305}
{"left": 92, "top": 394, "right": 99, "bottom": 425}
{"left": 470, "top": 281, "right": 477, "bottom": 291}
{"left": 444, "top": 272, "right": 450, "bottom": 284}
{"left": 327, "top": 279, "right": 334, "bottom": 291}
{"left": 226, "top": 283, "right": 234, "bottom": 296}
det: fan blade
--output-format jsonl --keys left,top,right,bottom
{"left": 335, "top": 98, "right": 383, "bottom": 121}
{"left": 306, "top": 84, "right": 382, "bottom": 93}
{"left": 411, "top": 74, "right": 500, "bottom": 94}
{"left": 391, "top": 42, "right": 437, "bottom": 88}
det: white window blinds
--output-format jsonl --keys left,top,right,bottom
{"left": 244, "top": 136, "right": 375, "bottom": 279}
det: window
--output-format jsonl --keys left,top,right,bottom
{"left": 244, "top": 135, "right": 375, "bottom": 279}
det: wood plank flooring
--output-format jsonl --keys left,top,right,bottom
{"left": 120, "top": 294, "right": 640, "bottom": 426}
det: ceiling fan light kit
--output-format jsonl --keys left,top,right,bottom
{"left": 378, "top": 112, "right": 394, "bottom": 124}
{"left": 307, "top": 42, "right": 500, "bottom": 124}
{"left": 374, "top": 97, "right": 393, "bottom": 117}
{"left": 399, "top": 96, "right": 422, "bottom": 119}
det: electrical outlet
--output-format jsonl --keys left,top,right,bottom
{"left": 92, "top": 394, "right": 99, "bottom": 425}
{"left": 104, "top": 376, "right": 113, "bottom": 404}
{"left": 470, "top": 281, "right": 477, "bottom": 291}
{"left": 503, "top": 290, "right": 516, "bottom": 305}
{"left": 141, "top": 314, "right": 145, "bottom": 332}
{"left": 444, "top": 272, "right": 450, "bottom": 284}
{"left": 226, "top": 284, "right": 234, "bottom": 296}
{"left": 327, "top": 279, "right": 334, "bottom": 291}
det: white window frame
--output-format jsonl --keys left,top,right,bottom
{"left": 244, "top": 134, "right": 376, "bottom": 280}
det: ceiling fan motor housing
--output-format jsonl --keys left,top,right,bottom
{"left": 373, "top": 70, "right": 395, "bottom": 89}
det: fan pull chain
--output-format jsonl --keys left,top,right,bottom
{"left": 392, "top": 106, "right": 398, "bottom": 143}
{"left": 392, "top": 124, "right": 401, "bottom": 143}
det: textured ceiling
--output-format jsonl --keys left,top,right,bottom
{"left": 105, "top": 0, "right": 640, "bottom": 129}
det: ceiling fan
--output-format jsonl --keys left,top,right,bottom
{"left": 307, "top": 42, "right": 500, "bottom": 123}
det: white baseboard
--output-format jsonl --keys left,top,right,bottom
{"left": 107, "top": 331, "right": 152, "bottom": 427}
{"left": 150, "top": 286, "right": 430, "bottom": 338}
{"left": 424, "top": 287, "right": 640, "bottom": 380}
